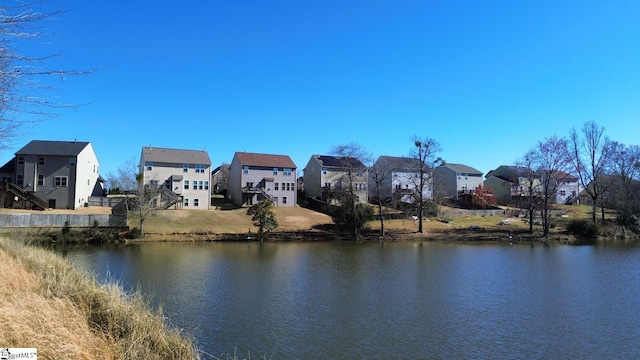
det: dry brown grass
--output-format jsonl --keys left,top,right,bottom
{"left": 139, "top": 205, "right": 333, "bottom": 235}
{"left": 0, "top": 238, "right": 200, "bottom": 360}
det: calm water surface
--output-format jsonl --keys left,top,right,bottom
{"left": 60, "top": 241, "right": 640, "bottom": 359}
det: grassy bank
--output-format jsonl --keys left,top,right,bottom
{"left": 0, "top": 237, "right": 200, "bottom": 360}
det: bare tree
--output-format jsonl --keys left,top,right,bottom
{"left": 409, "top": 136, "right": 442, "bottom": 233}
{"left": 607, "top": 142, "right": 640, "bottom": 225}
{"left": 329, "top": 141, "right": 373, "bottom": 240}
{"left": 517, "top": 152, "right": 543, "bottom": 234}
{"left": 567, "top": 121, "right": 612, "bottom": 224}
{"left": 108, "top": 158, "right": 160, "bottom": 237}
{"left": 0, "top": 2, "right": 93, "bottom": 152}
{"left": 369, "top": 158, "right": 393, "bottom": 238}
{"left": 529, "top": 136, "right": 572, "bottom": 237}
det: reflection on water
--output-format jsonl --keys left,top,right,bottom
{"left": 60, "top": 241, "right": 640, "bottom": 359}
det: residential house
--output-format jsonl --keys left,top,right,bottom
{"left": 368, "top": 155, "right": 432, "bottom": 205}
{"left": 228, "top": 152, "right": 297, "bottom": 207}
{"left": 303, "top": 155, "right": 369, "bottom": 204}
{"left": 433, "top": 163, "right": 483, "bottom": 200}
{"left": 552, "top": 172, "right": 581, "bottom": 205}
{"left": 484, "top": 165, "right": 542, "bottom": 205}
{"left": 211, "top": 163, "right": 229, "bottom": 195}
{"left": 140, "top": 146, "right": 212, "bottom": 210}
{"left": 484, "top": 165, "right": 580, "bottom": 205}
{"left": 0, "top": 140, "right": 101, "bottom": 209}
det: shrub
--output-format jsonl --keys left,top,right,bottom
{"left": 566, "top": 219, "right": 600, "bottom": 243}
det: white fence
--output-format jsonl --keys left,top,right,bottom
{"left": 0, "top": 214, "right": 128, "bottom": 228}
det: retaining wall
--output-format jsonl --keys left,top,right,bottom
{"left": 0, "top": 214, "right": 128, "bottom": 228}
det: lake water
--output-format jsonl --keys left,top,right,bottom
{"left": 60, "top": 241, "right": 640, "bottom": 359}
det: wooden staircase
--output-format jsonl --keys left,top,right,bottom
{"left": 3, "top": 181, "right": 48, "bottom": 210}
{"left": 159, "top": 186, "right": 181, "bottom": 209}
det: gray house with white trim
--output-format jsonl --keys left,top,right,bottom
{"left": 140, "top": 146, "right": 212, "bottom": 210}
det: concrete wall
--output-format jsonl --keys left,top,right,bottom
{"left": 0, "top": 214, "right": 127, "bottom": 228}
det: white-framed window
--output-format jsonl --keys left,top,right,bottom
{"left": 146, "top": 161, "right": 153, "bottom": 171}
{"left": 54, "top": 176, "right": 68, "bottom": 187}
{"left": 204, "top": 181, "right": 209, "bottom": 190}
{"left": 194, "top": 198, "right": 199, "bottom": 207}
{"left": 38, "top": 156, "right": 45, "bottom": 166}
{"left": 243, "top": 166, "right": 249, "bottom": 174}
{"left": 283, "top": 196, "right": 287, "bottom": 204}
{"left": 322, "top": 167, "right": 327, "bottom": 175}
{"left": 274, "top": 182, "right": 279, "bottom": 191}
{"left": 184, "top": 198, "right": 189, "bottom": 207}
{"left": 183, "top": 164, "right": 189, "bottom": 172}
{"left": 198, "top": 181, "right": 203, "bottom": 190}
{"left": 273, "top": 167, "right": 278, "bottom": 175}
{"left": 69, "top": 157, "right": 76, "bottom": 167}
{"left": 284, "top": 168, "right": 292, "bottom": 176}
{"left": 195, "top": 165, "right": 206, "bottom": 173}
{"left": 184, "top": 180, "right": 189, "bottom": 190}
{"left": 37, "top": 175, "right": 44, "bottom": 186}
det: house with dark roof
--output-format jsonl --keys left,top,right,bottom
{"left": 0, "top": 140, "right": 101, "bottom": 209}
{"left": 228, "top": 152, "right": 297, "bottom": 207}
{"left": 140, "top": 146, "right": 212, "bottom": 210}
{"left": 485, "top": 165, "right": 580, "bottom": 205}
{"left": 303, "top": 154, "right": 369, "bottom": 204}
{"left": 369, "top": 155, "right": 433, "bottom": 205}
{"left": 433, "top": 163, "right": 483, "bottom": 200}
{"left": 484, "top": 165, "right": 541, "bottom": 205}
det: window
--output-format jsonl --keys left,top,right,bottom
{"left": 284, "top": 168, "right": 292, "bottom": 176}
{"left": 273, "top": 167, "right": 278, "bottom": 175}
{"left": 69, "top": 157, "right": 76, "bottom": 167}
{"left": 285, "top": 183, "right": 290, "bottom": 191}
{"left": 198, "top": 181, "right": 204, "bottom": 190}
{"left": 38, "top": 175, "right": 44, "bottom": 186}
{"left": 274, "top": 182, "right": 279, "bottom": 191}
{"left": 54, "top": 176, "right": 68, "bottom": 187}
{"left": 38, "top": 157, "right": 45, "bottom": 166}
{"left": 17, "top": 156, "right": 24, "bottom": 165}
{"left": 184, "top": 198, "right": 189, "bottom": 207}
{"left": 183, "top": 164, "right": 189, "bottom": 172}
{"left": 204, "top": 181, "right": 209, "bottom": 190}
{"left": 243, "top": 166, "right": 249, "bottom": 174}
{"left": 283, "top": 197, "right": 287, "bottom": 204}
{"left": 195, "top": 165, "right": 206, "bottom": 173}
{"left": 194, "top": 198, "right": 199, "bottom": 207}
{"left": 560, "top": 190, "right": 566, "bottom": 196}
{"left": 17, "top": 175, "right": 23, "bottom": 186}
{"left": 322, "top": 167, "right": 327, "bottom": 175}
{"left": 146, "top": 161, "right": 153, "bottom": 170}
{"left": 149, "top": 180, "right": 159, "bottom": 187}
{"left": 324, "top": 182, "right": 330, "bottom": 189}
{"left": 184, "top": 180, "right": 189, "bottom": 190}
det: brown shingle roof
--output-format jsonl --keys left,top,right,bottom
{"left": 234, "top": 152, "right": 296, "bottom": 168}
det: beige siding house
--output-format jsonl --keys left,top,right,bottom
{"left": 433, "top": 163, "right": 483, "bottom": 200}
{"left": 303, "top": 155, "right": 369, "bottom": 204}
{"left": 140, "top": 147, "right": 212, "bottom": 210}
{"left": 228, "top": 152, "right": 297, "bottom": 207}
{"left": 1, "top": 140, "right": 101, "bottom": 209}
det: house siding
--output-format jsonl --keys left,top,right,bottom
{"left": 140, "top": 147, "right": 212, "bottom": 210}
{"left": 228, "top": 152, "right": 297, "bottom": 207}
{"left": 13, "top": 141, "right": 100, "bottom": 209}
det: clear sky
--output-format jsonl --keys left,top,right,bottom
{"left": 7, "top": 0, "right": 640, "bottom": 179}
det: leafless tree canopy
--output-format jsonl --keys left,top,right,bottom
{"left": 0, "top": 1, "right": 93, "bottom": 151}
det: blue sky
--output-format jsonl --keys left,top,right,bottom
{"left": 7, "top": 0, "right": 640, "bottom": 178}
